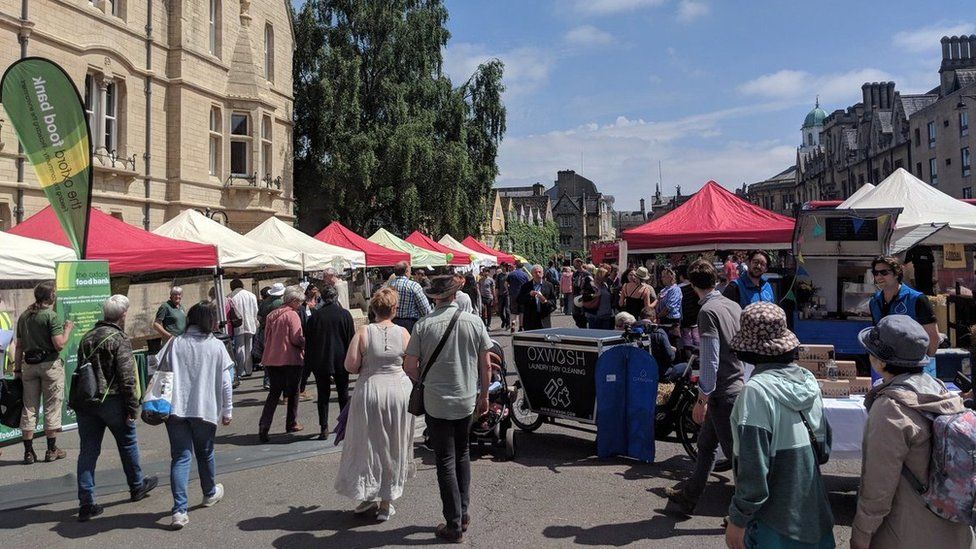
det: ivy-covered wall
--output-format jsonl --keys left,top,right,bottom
{"left": 503, "top": 221, "right": 559, "bottom": 265}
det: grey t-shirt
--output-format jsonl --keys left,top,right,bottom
{"left": 405, "top": 302, "right": 491, "bottom": 420}
{"left": 697, "top": 293, "right": 744, "bottom": 398}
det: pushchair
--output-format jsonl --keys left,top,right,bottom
{"left": 470, "top": 339, "right": 516, "bottom": 460}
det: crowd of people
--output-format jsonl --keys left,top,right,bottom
{"left": 3, "top": 249, "right": 975, "bottom": 547}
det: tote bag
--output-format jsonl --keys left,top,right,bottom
{"left": 141, "top": 342, "right": 175, "bottom": 425}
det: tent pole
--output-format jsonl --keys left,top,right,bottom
{"left": 213, "top": 267, "right": 227, "bottom": 336}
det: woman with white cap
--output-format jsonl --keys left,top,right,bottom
{"left": 851, "top": 315, "right": 975, "bottom": 549}
{"left": 618, "top": 267, "right": 657, "bottom": 319}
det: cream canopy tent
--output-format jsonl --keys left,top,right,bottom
{"left": 247, "top": 217, "right": 365, "bottom": 270}
{"left": 838, "top": 182, "right": 875, "bottom": 207}
{"left": 154, "top": 210, "right": 303, "bottom": 271}
{"left": 837, "top": 168, "right": 976, "bottom": 253}
{"left": 438, "top": 234, "right": 496, "bottom": 267}
{"left": 0, "top": 231, "right": 75, "bottom": 281}
{"left": 368, "top": 228, "right": 451, "bottom": 267}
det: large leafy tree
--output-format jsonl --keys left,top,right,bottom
{"left": 293, "top": 0, "right": 506, "bottom": 237}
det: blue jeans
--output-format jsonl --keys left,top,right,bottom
{"left": 166, "top": 417, "right": 217, "bottom": 514}
{"left": 77, "top": 396, "right": 145, "bottom": 506}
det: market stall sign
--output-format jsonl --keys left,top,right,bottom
{"left": 825, "top": 217, "right": 878, "bottom": 242}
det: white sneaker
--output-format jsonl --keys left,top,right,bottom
{"left": 354, "top": 500, "right": 378, "bottom": 515}
{"left": 202, "top": 484, "right": 224, "bottom": 507}
{"left": 376, "top": 504, "right": 395, "bottom": 521}
{"left": 171, "top": 512, "right": 189, "bottom": 530}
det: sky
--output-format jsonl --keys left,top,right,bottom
{"left": 293, "top": 1, "right": 974, "bottom": 211}
{"left": 438, "top": 0, "right": 974, "bottom": 211}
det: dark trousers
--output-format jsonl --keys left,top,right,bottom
{"left": 496, "top": 296, "right": 510, "bottom": 328}
{"left": 76, "top": 396, "right": 145, "bottom": 505}
{"left": 259, "top": 365, "right": 303, "bottom": 431}
{"left": 300, "top": 362, "right": 313, "bottom": 393}
{"left": 311, "top": 367, "right": 349, "bottom": 431}
{"left": 480, "top": 299, "right": 493, "bottom": 328}
{"left": 572, "top": 307, "right": 588, "bottom": 329}
{"left": 426, "top": 413, "right": 473, "bottom": 531}
{"left": 684, "top": 392, "right": 737, "bottom": 502}
{"left": 392, "top": 317, "right": 417, "bottom": 334}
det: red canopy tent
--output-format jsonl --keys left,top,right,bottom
{"left": 589, "top": 241, "right": 620, "bottom": 264}
{"left": 404, "top": 231, "right": 471, "bottom": 266}
{"left": 623, "top": 181, "right": 795, "bottom": 253}
{"left": 461, "top": 236, "right": 516, "bottom": 265}
{"left": 9, "top": 206, "right": 218, "bottom": 275}
{"left": 314, "top": 221, "right": 410, "bottom": 267}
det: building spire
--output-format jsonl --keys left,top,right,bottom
{"left": 815, "top": 95, "right": 819, "bottom": 108}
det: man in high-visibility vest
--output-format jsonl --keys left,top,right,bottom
{"left": 869, "top": 255, "right": 939, "bottom": 358}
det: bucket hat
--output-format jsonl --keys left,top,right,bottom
{"left": 858, "top": 314, "right": 929, "bottom": 368}
{"left": 268, "top": 282, "right": 286, "bottom": 297}
{"left": 634, "top": 267, "right": 651, "bottom": 281}
{"left": 730, "top": 301, "right": 800, "bottom": 356}
{"left": 425, "top": 275, "right": 462, "bottom": 300}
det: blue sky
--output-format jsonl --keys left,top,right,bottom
{"left": 294, "top": 1, "right": 973, "bottom": 211}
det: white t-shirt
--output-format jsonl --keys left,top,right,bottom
{"left": 158, "top": 328, "right": 235, "bottom": 425}
{"left": 230, "top": 288, "right": 259, "bottom": 335}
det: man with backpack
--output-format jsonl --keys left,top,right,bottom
{"left": 74, "top": 295, "right": 158, "bottom": 522}
{"left": 852, "top": 315, "right": 976, "bottom": 548}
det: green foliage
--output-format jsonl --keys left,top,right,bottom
{"left": 292, "top": 0, "right": 506, "bottom": 236}
{"left": 505, "top": 221, "right": 559, "bottom": 265}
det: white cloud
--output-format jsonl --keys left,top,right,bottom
{"left": 893, "top": 22, "right": 975, "bottom": 54}
{"left": 442, "top": 43, "right": 554, "bottom": 97}
{"left": 737, "top": 68, "right": 895, "bottom": 105}
{"left": 564, "top": 25, "right": 615, "bottom": 47}
{"left": 676, "top": 0, "right": 709, "bottom": 22}
{"left": 572, "top": 0, "right": 667, "bottom": 16}
{"left": 495, "top": 106, "right": 796, "bottom": 210}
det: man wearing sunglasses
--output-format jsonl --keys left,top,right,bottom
{"left": 868, "top": 256, "right": 939, "bottom": 358}
{"left": 722, "top": 250, "right": 775, "bottom": 309}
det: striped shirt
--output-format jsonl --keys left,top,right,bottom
{"left": 387, "top": 276, "right": 431, "bottom": 319}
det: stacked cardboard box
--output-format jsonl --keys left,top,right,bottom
{"left": 794, "top": 344, "right": 868, "bottom": 398}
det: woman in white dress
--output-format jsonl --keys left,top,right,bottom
{"left": 334, "top": 287, "right": 415, "bottom": 521}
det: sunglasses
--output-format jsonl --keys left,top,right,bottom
{"left": 872, "top": 269, "right": 892, "bottom": 276}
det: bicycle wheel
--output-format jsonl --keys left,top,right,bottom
{"left": 510, "top": 382, "right": 543, "bottom": 432}
{"left": 677, "top": 397, "right": 732, "bottom": 473}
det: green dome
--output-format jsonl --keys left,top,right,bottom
{"left": 803, "top": 101, "right": 827, "bottom": 129}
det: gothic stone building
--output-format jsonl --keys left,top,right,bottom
{"left": 549, "top": 170, "right": 615, "bottom": 253}
{"left": 0, "top": 0, "right": 295, "bottom": 232}
{"left": 481, "top": 182, "right": 554, "bottom": 250}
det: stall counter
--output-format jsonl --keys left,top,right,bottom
{"left": 793, "top": 316, "right": 872, "bottom": 356}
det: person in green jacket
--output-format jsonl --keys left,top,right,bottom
{"left": 725, "top": 302, "right": 835, "bottom": 549}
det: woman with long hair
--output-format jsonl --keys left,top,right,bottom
{"left": 335, "top": 287, "right": 414, "bottom": 521}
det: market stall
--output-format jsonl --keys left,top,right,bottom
{"left": 461, "top": 236, "right": 517, "bottom": 265}
{"left": 246, "top": 216, "right": 366, "bottom": 270}
{"left": 439, "top": 234, "right": 498, "bottom": 267}
{"left": 154, "top": 209, "right": 302, "bottom": 272}
{"left": 404, "top": 231, "right": 472, "bottom": 266}
{"left": 314, "top": 221, "right": 410, "bottom": 267}
{"left": 0, "top": 231, "right": 76, "bottom": 283}
{"left": 368, "top": 228, "right": 452, "bottom": 268}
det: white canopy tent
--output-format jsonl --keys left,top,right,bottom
{"left": 246, "top": 217, "right": 365, "bottom": 270}
{"left": 154, "top": 210, "right": 303, "bottom": 271}
{"left": 838, "top": 182, "right": 875, "bottom": 206}
{"left": 838, "top": 168, "right": 976, "bottom": 253}
{"left": 0, "top": 231, "right": 76, "bottom": 281}
{"left": 439, "top": 234, "right": 496, "bottom": 267}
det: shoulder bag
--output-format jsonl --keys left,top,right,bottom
{"left": 141, "top": 340, "right": 176, "bottom": 426}
{"left": 408, "top": 309, "right": 462, "bottom": 417}
{"left": 68, "top": 330, "right": 122, "bottom": 411}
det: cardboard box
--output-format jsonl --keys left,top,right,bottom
{"left": 850, "top": 377, "right": 873, "bottom": 395}
{"left": 819, "top": 379, "right": 851, "bottom": 398}
{"left": 797, "top": 359, "right": 857, "bottom": 379}
{"left": 797, "top": 345, "right": 835, "bottom": 362}
{"left": 798, "top": 360, "right": 822, "bottom": 377}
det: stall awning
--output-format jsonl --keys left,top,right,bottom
{"left": 313, "top": 222, "right": 410, "bottom": 267}
{"left": 439, "top": 234, "right": 497, "bottom": 266}
{"left": 9, "top": 207, "right": 218, "bottom": 275}
{"left": 623, "top": 181, "right": 795, "bottom": 253}
{"left": 0, "top": 231, "right": 76, "bottom": 281}
{"left": 404, "top": 231, "right": 471, "bottom": 266}
{"left": 246, "top": 217, "right": 365, "bottom": 270}
{"left": 154, "top": 210, "right": 302, "bottom": 272}
{"left": 461, "top": 236, "right": 516, "bottom": 265}
{"left": 368, "top": 229, "right": 452, "bottom": 267}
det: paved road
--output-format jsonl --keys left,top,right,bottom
{"left": 0, "top": 311, "right": 860, "bottom": 547}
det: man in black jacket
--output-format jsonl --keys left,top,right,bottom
{"left": 75, "top": 295, "right": 157, "bottom": 521}
{"left": 304, "top": 285, "right": 355, "bottom": 440}
{"left": 517, "top": 265, "right": 558, "bottom": 330}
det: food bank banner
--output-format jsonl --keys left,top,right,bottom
{"left": 1, "top": 57, "right": 92, "bottom": 258}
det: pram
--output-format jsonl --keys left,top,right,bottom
{"left": 470, "top": 339, "right": 516, "bottom": 460}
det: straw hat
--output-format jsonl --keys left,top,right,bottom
{"left": 425, "top": 275, "right": 463, "bottom": 300}
{"left": 730, "top": 302, "right": 800, "bottom": 356}
{"left": 634, "top": 267, "right": 651, "bottom": 281}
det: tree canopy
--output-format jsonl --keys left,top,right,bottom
{"left": 293, "top": 0, "right": 506, "bottom": 237}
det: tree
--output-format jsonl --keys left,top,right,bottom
{"left": 293, "top": 0, "right": 506, "bottom": 237}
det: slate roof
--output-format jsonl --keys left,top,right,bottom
{"left": 899, "top": 94, "right": 939, "bottom": 118}
{"left": 956, "top": 69, "right": 976, "bottom": 88}
{"left": 877, "top": 111, "right": 893, "bottom": 134}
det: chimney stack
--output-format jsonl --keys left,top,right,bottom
{"left": 861, "top": 83, "right": 871, "bottom": 108}
{"left": 639, "top": 198, "right": 646, "bottom": 218}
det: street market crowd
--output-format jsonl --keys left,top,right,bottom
{"left": 1, "top": 252, "right": 976, "bottom": 548}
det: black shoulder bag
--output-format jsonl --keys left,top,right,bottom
{"left": 408, "top": 309, "right": 462, "bottom": 417}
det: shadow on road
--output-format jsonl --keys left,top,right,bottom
{"left": 238, "top": 505, "right": 433, "bottom": 548}
{"left": 544, "top": 513, "right": 725, "bottom": 546}
{"left": 0, "top": 499, "right": 169, "bottom": 537}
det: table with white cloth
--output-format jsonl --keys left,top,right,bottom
{"left": 822, "top": 395, "right": 868, "bottom": 460}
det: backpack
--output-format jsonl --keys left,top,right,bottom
{"left": 68, "top": 331, "right": 122, "bottom": 411}
{"left": 900, "top": 407, "right": 976, "bottom": 526}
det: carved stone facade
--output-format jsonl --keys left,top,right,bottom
{"left": 0, "top": 0, "right": 295, "bottom": 232}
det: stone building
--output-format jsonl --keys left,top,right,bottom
{"left": 549, "top": 171, "right": 615, "bottom": 252}
{"left": 908, "top": 35, "right": 976, "bottom": 198}
{"left": 746, "top": 165, "right": 798, "bottom": 216}
{"left": 615, "top": 198, "right": 648, "bottom": 232}
{"left": 0, "top": 0, "right": 295, "bottom": 233}
{"left": 481, "top": 182, "right": 555, "bottom": 250}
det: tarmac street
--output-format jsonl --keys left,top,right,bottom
{"left": 0, "top": 311, "right": 861, "bottom": 548}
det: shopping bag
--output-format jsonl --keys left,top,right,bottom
{"left": 141, "top": 370, "right": 174, "bottom": 426}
